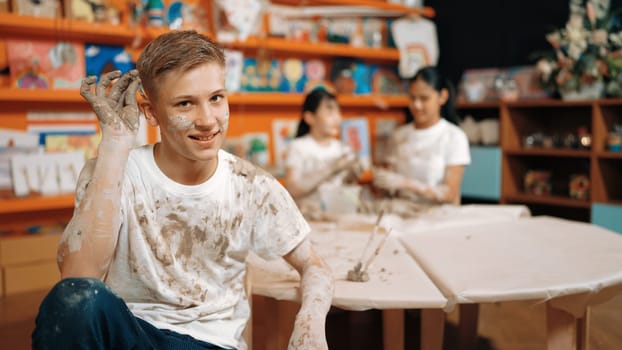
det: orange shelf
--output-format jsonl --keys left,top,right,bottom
{"left": 0, "top": 89, "right": 408, "bottom": 108}
{"left": 225, "top": 36, "right": 400, "bottom": 61}
{"left": 0, "top": 13, "right": 139, "bottom": 45}
{"left": 0, "top": 88, "right": 87, "bottom": 104}
{"left": 0, "top": 194, "right": 75, "bottom": 215}
{"left": 229, "top": 92, "right": 409, "bottom": 107}
{"left": 505, "top": 148, "right": 592, "bottom": 158}
{"left": 504, "top": 193, "right": 591, "bottom": 208}
{"left": 143, "top": 28, "right": 215, "bottom": 43}
{"left": 270, "top": 0, "right": 435, "bottom": 17}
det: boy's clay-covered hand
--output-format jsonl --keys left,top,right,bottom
{"left": 80, "top": 70, "right": 141, "bottom": 143}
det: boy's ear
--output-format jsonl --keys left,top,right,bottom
{"left": 141, "top": 100, "right": 159, "bottom": 127}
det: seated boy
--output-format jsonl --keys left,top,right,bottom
{"left": 32, "top": 30, "right": 333, "bottom": 350}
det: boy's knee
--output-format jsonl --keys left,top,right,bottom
{"left": 33, "top": 278, "right": 122, "bottom": 348}
{"left": 41, "top": 277, "right": 115, "bottom": 314}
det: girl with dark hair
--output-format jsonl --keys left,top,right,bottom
{"left": 285, "top": 88, "right": 361, "bottom": 218}
{"left": 374, "top": 66, "right": 470, "bottom": 204}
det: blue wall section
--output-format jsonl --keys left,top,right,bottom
{"left": 461, "top": 146, "right": 501, "bottom": 200}
{"left": 592, "top": 203, "right": 622, "bottom": 234}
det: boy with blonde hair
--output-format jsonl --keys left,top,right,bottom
{"left": 32, "top": 30, "right": 333, "bottom": 350}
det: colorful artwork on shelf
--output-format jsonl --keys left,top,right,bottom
{"left": 280, "top": 58, "right": 307, "bottom": 93}
{"left": 341, "top": 118, "right": 371, "bottom": 170}
{"left": 85, "top": 44, "right": 136, "bottom": 80}
{"left": 330, "top": 59, "right": 371, "bottom": 95}
{"left": 6, "top": 39, "right": 85, "bottom": 89}
{"left": 370, "top": 65, "right": 403, "bottom": 95}
{"left": 303, "top": 59, "right": 334, "bottom": 93}
{"left": 45, "top": 133, "right": 101, "bottom": 160}
{"left": 240, "top": 58, "right": 283, "bottom": 92}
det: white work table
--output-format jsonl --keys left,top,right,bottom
{"left": 399, "top": 216, "right": 622, "bottom": 350}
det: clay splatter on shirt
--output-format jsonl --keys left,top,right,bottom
{"left": 230, "top": 157, "right": 270, "bottom": 183}
{"left": 269, "top": 203, "right": 278, "bottom": 216}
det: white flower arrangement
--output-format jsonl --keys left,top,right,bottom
{"left": 534, "top": 0, "right": 622, "bottom": 98}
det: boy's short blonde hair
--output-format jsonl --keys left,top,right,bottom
{"left": 137, "top": 30, "right": 226, "bottom": 99}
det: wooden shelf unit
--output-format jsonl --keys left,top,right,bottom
{"left": 498, "top": 99, "right": 622, "bottom": 219}
{"left": 458, "top": 99, "right": 622, "bottom": 219}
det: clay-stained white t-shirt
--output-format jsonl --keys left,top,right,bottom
{"left": 285, "top": 135, "right": 354, "bottom": 210}
{"left": 73, "top": 145, "right": 310, "bottom": 349}
{"left": 388, "top": 119, "right": 470, "bottom": 200}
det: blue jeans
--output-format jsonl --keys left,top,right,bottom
{"left": 32, "top": 278, "right": 228, "bottom": 350}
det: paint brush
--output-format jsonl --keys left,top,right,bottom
{"left": 362, "top": 228, "right": 393, "bottom": 273}
{"left": 356, "top": 209, "right": 384, "bottom": 268}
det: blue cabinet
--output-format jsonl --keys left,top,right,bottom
{"left": 592, "top": 203, "right": 622, "bottom": 234}
{"left": 461, "top": 146, "right": 501, "bottom": 201}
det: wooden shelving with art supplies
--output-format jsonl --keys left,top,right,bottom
{"left": 453, "top": 97, "right": 622, "bottom": 226}
{"left": 499, "top": 100, "right": 598, "bottom": 221}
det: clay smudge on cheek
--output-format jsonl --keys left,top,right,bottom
{"left": 168, "top": 114, "right": 195, "bottom": 131}
{"left": 220, "top": 107, "right": 230, "bottom": 132}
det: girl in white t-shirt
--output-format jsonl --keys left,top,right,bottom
{"left": 285, "top": 88, "right": 361, "bottom": 218}
{"left": 374, "top": 66, "right": 470, "bottom": 204}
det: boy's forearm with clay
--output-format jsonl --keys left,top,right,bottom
{"left": 284, "top": 238, "right": 334, "bottom": 350}
{"left": 57, "top": 70, "right": 141, "bottom": 279}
